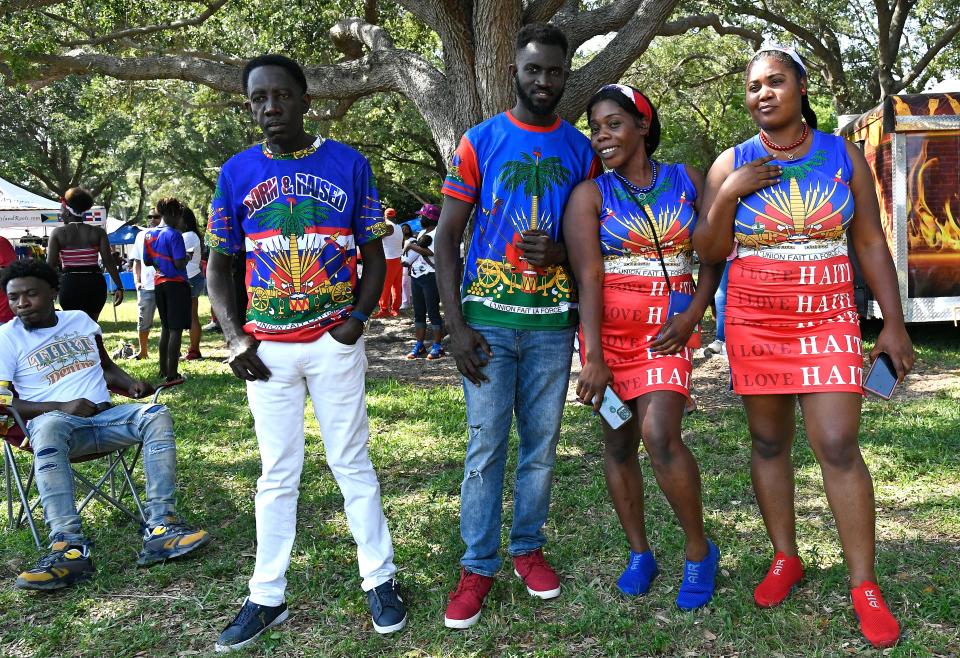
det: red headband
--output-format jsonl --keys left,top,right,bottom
{"left": 601, "top": 84, "right": 653, "bottom": 121}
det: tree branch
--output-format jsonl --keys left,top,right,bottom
{"left": 522, "top": 0, "right": 566, "bottom": 23}
{"left": 658, "top": 13, "right": 763, "bottom": 48}
{"left": 306, "top": 96, "right": 359, "bottom": 121}
{"left": 554, "top": 0, "right": 644, "bottom": 53}
{"left": 894, "top": 15, "right": 960, "bottom": 93}
{"left": 0, "top": 0, "right": 66, "bottom": 12}
{"left": 330, "top": 16, "right": 395, "bottom": 60}
{"left": 560, "top": 0, "right": 680, "bottom": 120}
{"left": 63, "top": 0, "right": 230, "bottom": 48}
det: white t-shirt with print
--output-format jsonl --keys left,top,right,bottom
{"left": 183, "top": 231, "right": 203, "bottom": 279}
{"left": 0, "top": 311, "right": 111, "bottom": 405}
{"left": 132, "top": 230, "right": 156, "bottom": 291}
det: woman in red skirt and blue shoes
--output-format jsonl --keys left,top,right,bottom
{"left": 564, "top": 85, "right": 723, "bottom": 610}
{"left": 696, "top": 45, "right": 914, "bottom": 648}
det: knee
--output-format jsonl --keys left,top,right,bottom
{"left": 752, "top": 431, "right": 788, "bottom": 460}
{"left": 604, "top": 437, "right": 638, "bottom": 465}
{"left": 28, "top": 414, "right": 70, "bottom": 449}
{"left": 642, "top": 430, "right": 677, "bottom": 467}
{"left": 817, "top": 436, "right": 862, "bottom": 472}
{"left": 138, "top": 406, "right": 176, "bottom": 446}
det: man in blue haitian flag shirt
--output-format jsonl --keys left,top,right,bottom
{"left": 434, "top": 23, "right": 601, "bottom": 630}
{"left": 143, "top": 198, "right": 190, "bottom": 383}
{"left": 205, "top": 55, "right": 407, "bottom": 652}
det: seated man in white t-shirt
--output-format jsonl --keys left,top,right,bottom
{"left": 0, "top": 259, "right": 210, "bottom": 590}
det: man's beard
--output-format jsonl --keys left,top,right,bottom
{"left": 514, "top": 73, "right": 562, "bottom": 117}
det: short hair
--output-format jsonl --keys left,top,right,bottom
{"left": 1, "top": 258, "right": 59, "bottom": 292}
{"left": 586, "top": 85, "right": 662, "bottom": 156}
{"left": 242, "top": 54, "right": 308, "bottom": 96}
{"left": 156, "top": 197, "right": 187, "bottom": 222}
{"left": 64, "top": 187, "right": 94, "bottom": 214}
{"left": 516, "top": 22, "right": 569, "bottom": 57}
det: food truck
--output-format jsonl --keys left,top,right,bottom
{"left": 838, "top": 92, "right": 960, "bottom": 323}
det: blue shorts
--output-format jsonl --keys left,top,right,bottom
{"left": 188, "top": 273, "right": 206, "bottom": 298}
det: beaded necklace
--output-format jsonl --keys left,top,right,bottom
{"left": 759, "top": 122, "right": 809, "bottom": 160}
{"left": 613, "top": 159, "right": 659, "bottom": 203}
{"left": 262, "top": 136, "right": 325, "bottom": 160}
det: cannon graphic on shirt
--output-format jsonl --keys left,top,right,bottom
{"left": 249, "top": 278, "right": 352, "bottom": 314}
{"left": 470, "top": 257, "right": 570, "bottom": 297}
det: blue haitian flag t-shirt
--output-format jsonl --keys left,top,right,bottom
{"left": 144, "top": 225, "right": 187, "bottom": 284}
{"left": 206, "top": 137, "right": 387, "bottom": 342}
{"left": 442, "top": 111, "right": 600, "bottom": 330}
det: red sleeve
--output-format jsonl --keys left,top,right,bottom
{"left": 587, "top": 155, "right": 603, "bottom": 180}
{"left": 441, "top": 135, "right": 480, "bottom": 203}
{"left": 0, "top": 237, "right": 15, "bottom": 267}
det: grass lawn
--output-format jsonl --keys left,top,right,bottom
{"left": 1, "top": 298, "right": 958, "bottom": 657}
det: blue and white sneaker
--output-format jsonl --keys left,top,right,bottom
{"left": 676, "top": 540, "right": 720, "bottom": 610}
{"left": 215, "top": 598, "right": 289, "bottom": 652}
{"left": 367, "top": 579, "right": 408, "bottom": 634}
{"left": 617, "top": 549, "right": 659, "bottom": 596}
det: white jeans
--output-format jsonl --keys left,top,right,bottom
{"left": 246, "top": 333, "right": 396, "bottom": 605}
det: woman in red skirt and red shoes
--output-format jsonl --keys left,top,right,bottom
{"left": 696, "top": 45, "right": 914, "bottom": 648}
{"left": 564, "top": 85, "right": 723, "bottom": 610}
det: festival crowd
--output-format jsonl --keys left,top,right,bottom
{"left": 0, "top": 21, "right": 915, "bottom": 653}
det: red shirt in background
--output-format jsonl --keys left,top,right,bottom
{"left": 0, "top": 236, "right": 16, "bottom": 324}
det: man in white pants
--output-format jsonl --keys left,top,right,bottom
{"left": 206, "top": 54, "right": 406, "bottom": 653}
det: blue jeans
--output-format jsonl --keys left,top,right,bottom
{"left": 460, "top": 323, "right": 575, "bottom": 576}
{"left": 714, "top": 261, "right": 731, "bottom": 342}
{"left": 26, "top": 403, "right": 178, "bottom": 544}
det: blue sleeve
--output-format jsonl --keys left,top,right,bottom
{"left": 207, "top": 168, "right": 244, "bottom": 255}
{"left": 353, "top": 159, "right": 388, "bottom": 245}
{"left": 171, "top": 231, "right": 187, "bottom": 260}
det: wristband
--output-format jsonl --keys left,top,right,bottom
{"left": 350, "top": 308, "right": 369, "bottom": 324}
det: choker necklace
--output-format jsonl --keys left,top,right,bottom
{"left": 614, "top": 159, "right": 659, "bottom": 203}
{"left": 262, "top": 136, "right": 324, "bottom": 160}
{"left": 759, "top": 122, "right": 809, "bottom": 160}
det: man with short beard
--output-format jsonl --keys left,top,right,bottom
{"left": 434, "top": 22, "right": 600, "bottom": 629}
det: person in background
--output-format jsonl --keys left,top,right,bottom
{"left": 143, "top": 198, "right": 190, "bottom": 383}
{"left": 403, "top": 204, "right": 444, "bottom": 359}
{"left": 374, "top": 208, "right": 405, "bottom": 318}
{"left": 180, "top": 207, "right": 205, "bottom": 361}
{"left": 47, "top": 187, "right": 123, "bottom": 321}
{"left": 0, "top": 235, "right": 16, "bottom": 324}
{"left": 400, "top": 222, "right": 414, "bottom": 310}
{"left": 131, "top": 212, "right": 161, "bottom": 360}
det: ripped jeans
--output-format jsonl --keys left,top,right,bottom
{"left": 27, "top": 404, "right": 178, "bottom": 544}
{"left": 459, "top": 323, "right": 576, "bottom": 576}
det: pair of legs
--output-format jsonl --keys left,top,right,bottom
{"left": 245, "top": 334, "right": 397, "bottom": 605}
{"left": 155, "top": 281, "right": 190, "bottom": 381}
{"left": 745, "top": 392, "right": 876, "bottom": 585}
{"left": 187, "top": 273, "right": 205, "bottom": 356}
{"left": 27, "top": 404, "right": 179, "bottom": 542}
{"left": 603, "top": 390, "right": 708, "bottom": 561}
{"left": 459, "top": 324, "right": 575, "bottom": 575}
{"left": 136, "top": 289, "right": 157, "bottom": 358}
{"left": 59, "top": 270, "right": 107, "bottom": 323}
{"left": 411, "top": 272, "right": 443, "bottom": 345}
{"left": 377, "top": 258, "right": 402, "bottom": 315}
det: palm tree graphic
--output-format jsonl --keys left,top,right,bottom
{"left": 257, "top": 197, "right": 330, "bottom": 309}
{"left": 497, "top": 148, "right": 571, "bottom": 231}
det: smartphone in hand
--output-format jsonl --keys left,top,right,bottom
{"left": 599, "top": 386, "right": 632, "bottom": 429}
{"left": 863, "top": 352, "right": 898, "bottom": 400}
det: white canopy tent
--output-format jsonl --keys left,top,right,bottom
{"left": 0, "top": 176, "right": 104, "bottom": 241}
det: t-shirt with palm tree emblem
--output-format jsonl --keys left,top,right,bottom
{"left": 207, "top": 137, "right": 389, "bottom": 342}
{"left": 442, "top": 111, "right": 601, "bottom": 330}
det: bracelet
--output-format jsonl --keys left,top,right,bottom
{"left": 350, "top": 308, "right": 369, "bottom": 324}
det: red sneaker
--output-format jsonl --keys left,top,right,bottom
{"left": 754, "top": 551, "right": 803, "bottom": 607}
{"left": 513, "top": 548, "right": 561, "bottom": 599}
{"left": 852, "top": 581, "right": 900, "bottom": 648}
{"left": 444, "top": 568, "right": 494, "bottom": 629}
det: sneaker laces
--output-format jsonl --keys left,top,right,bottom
{"left": 375, "top": 580, "right": 404, "bottom": 610}
{"left": 517, "top": 549, "right": 550, "bottom": 576}
{"left": 451, "top": 572, "right": 486, "bottom": 599}
{"left": 228, "top": 600, "right": 259, "bottom": 628}
{"left": 36, "top": 544, "right": 87, "bottom": 567}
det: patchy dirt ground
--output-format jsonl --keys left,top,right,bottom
{"left": 364, "top": 311, "right": 960, "bottom": 408}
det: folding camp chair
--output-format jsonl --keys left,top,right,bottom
{"left": 1, "top": 379, "right": 183, "bottom": 550}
